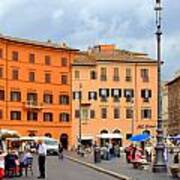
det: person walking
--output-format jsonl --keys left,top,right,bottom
{"left": 58, "top": 143, "right": 63, "bottom": 160}
{"left": 37, "top": 140, "right": 47, "bottom": 179}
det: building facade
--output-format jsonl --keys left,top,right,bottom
{"left": 167, "top": 75, "right": 180, "bottom": 135}
{"left": 0, "top": 35, "right": 78, "bottom": 149}
{"left": 72, "top": 45, "right": 158, "bottom": 147}
{"left": 161, "top": 82, "right": 168, "bottom": 136}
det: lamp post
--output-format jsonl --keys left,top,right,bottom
{"left": 152, "top": 0, "right": 167, "bottom": 173}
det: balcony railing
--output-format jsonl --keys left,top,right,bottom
{"left": 23, "top": 101, "right": 44, "bottom": 109}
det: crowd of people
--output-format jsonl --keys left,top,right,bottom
{"left": 0, "top": 139, "right": 64, "bottom": 179}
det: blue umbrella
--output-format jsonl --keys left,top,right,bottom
{"left": 129, "top": 133, "right": 150, "bottom": 142}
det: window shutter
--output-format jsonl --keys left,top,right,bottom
{"left": 111, "top": 89, "right": 114, "bottom": 97}
{"left": 141, "top": 90, "right": 145, "bottom": 98}
{"left": 119, "top": 89, "right": 121, "bottom": 97}
{"left": 94, "top": 92, "right": 97, "bottom": 100}
{"left": 149, "top": 90, "right": 152, "bottom": 98}
{"left": 88, "top": 92, "right": 91, "bottom": 100}
{"left": 131, "top": 90, "right": 134, "bottom": 97}
{"left": 73, "top": 92, "right": 76, "bottom": 99}
{"left": 106, "top": 89, "right": 109, "bottom": 97}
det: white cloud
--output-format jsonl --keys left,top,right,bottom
{"left": 0, "top": 0, "right": 179, "bottom": 79}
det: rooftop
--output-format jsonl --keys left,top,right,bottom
{"left": 73, "top": 44, "right": 157, "bottom": 65}
{"left": 0, "top": 34, "right": 78, "bottom": 51}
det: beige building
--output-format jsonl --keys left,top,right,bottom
{"left": 167, "top": 74, "right": 180, "bottom": 135}
{"left": 161, "top": 82, "right": 168, "bottom": 136}
{"left": 72, "top": 45, "right": 158, "bottom": 147}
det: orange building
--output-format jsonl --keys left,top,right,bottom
{"left": 72, "top": 45, "right": 158, "bottom": 147}
{"left": 0, "top": 35, "right": 78, "bottom": 149}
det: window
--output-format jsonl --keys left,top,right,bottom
{"left": 0, "top": 90, "right": 4, "bottom": 101}
{"left": 124, "top": 89, "right": 134, "bottom": 102}
{"left": 100, "top": 67, "right": 107, "bottom": 81}
{"left": 45, "top": 55, "right": 51, "bottom": 65}
{"left": 141, "top": 89, "right": 152, "bottom": 102}
{"left": 101, "top": 108, "right": 107, "bottom": 119}
{"left": 29, "top": 53, "right": 35, "bottom": 64}
{"left": 126, "top": 108, "right": 133, "bottom": 119}
{"left": 90, "top": 110, "right": 95, "bottom": 119}
{"left": 12, "top": 69, "right": 19, "bottom": 80}
{"left": 43, "top": 94, "right": 53, "bottom": 104}
{"left": 60, "top": 113, "right": 69, "bottom": 122}
{"left": 0, "top": 110, "right": 3, "bottom": 119}
{"left": 27, "top": 93, "right": 37, "bottom": 103}
{"left": 141, "top": 69, "right": 149, "bottom": 82}
{"left": 45, "top": 73, "right": 51, "bottom": 83}
{"left": 99, "top": 89, "right": 109, "bottom": 101}
{"left": 141, "top": 109, "right": 151, "bottom": 119}
{"left": 43, "top": 113, "right": 53, "bottom": 122}
{"left": 111, "top": 89, "right": 121, "bottom": 102}
{"left": 10, "top": 111, "right": 21, "bottom": 120}
{"left": 0, "top": 68, "right": 3, "bottom": 78}
{"left": 88, "top": 92, "right": 97, "bottom": 100}
{"left": 12, "top": 51, "right": 19, "bottom": 61}
{"left": 10, "top": 91, "right": 21, "bottom": 102}
{"left": 61, "top": 57, "right": 68, "bottom": 67}
{"left": 0, "top": 49, "right": 3, "bottom": 59}
{"left": 29, "top": 72, "right": 35, "bottom": 82}
{"left": 73, "top": 91, "right": 82, "bottom": 100}
{"left": 75, "top": 70, "right": 80, "bottom": 80}
{"left": 61, "top": 75, "right": 68, "bottom": 84}
{"left": 125, "top": 68, "right": 132, "bottom": 82}
{"left": 114, "top": 108, "right": 120, "bottom": 119}
{"left": 27, "top": 111, "right": 38, "bottom": 121}
{"left": 59, "top": 95, "right": 69, "bottom": 105}
{"left": 82, "top": 108, "right": 88, "bottom": 121}
{"left": 90, "top": 70, "right": 97, "bottom": 80}
{"left": 75, "top": 110, "right": 80, "bottom": 118}
{"left": 113, "top": 68, "right": 119, "bottom": 81}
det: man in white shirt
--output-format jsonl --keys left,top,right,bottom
{"left": 37, "top": 140, "right": 47, "bottom": 179}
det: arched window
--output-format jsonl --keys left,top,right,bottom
{"left": 44, "top": 133, "right": 52, "bottom": 138}
{"left": 59, "top": 113, "right": 70, "bottom": 122}
{"left": 100, "top": 129, "right": 108, "bottom": 134}
{"left": 113, "top": 129, "right": 121, "bottom": 134}
{"left": 143, "top": 130, "right": 150, "bottom": 135}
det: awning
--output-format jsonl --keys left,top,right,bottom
{"left": 0, "top": 129, "right": 19, "bottom": 135}
{"left": 96, "top": 133, "right": 123, "bottom": 139}
{"left": 81, "top": 136, "right": 94, "bottom": 140}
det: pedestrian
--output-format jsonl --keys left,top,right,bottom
{"left": 37, "top": 140, "right": 47, "bottom": 179}
{"left": 0, "top": 149, "right": 6, "bottom": 180}
{"left": 58, "top": 143, "right": 63, "bottom": 160}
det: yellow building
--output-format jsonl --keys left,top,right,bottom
{"left": 72, "top": 45, "right": 158, "bottom": 147}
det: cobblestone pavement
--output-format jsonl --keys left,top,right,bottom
{"left": 65, "top": 151, "right": 176, "bottom": 180}
{"left": 4, "top": 155, "right": 119, "bottom": 180}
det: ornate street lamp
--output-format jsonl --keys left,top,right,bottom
{"left": 152, "top": 0, "right": 167, "bottom": 173}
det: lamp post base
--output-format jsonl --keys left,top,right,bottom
{"left": 152, "top": 145, "right": 167, "bottom": 173}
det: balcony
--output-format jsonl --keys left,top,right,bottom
{"left": 23, "top": 101, "right": 44, "bottom": 110}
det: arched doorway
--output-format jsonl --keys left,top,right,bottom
{"left": 60, "top": 134, "right": 68, "bottom": 149}
{"left": 143, "top": 130, "right": 150, "bottom": 135}
{"left": 113, "top": 129, "right": 122, "bottom": 147}
{"left": 28, "top": 133, "right": 35, "bottom": 137}
{"left": 100, "top": 129, "right": 109, "bottom": 147}
{"left": 45, "top": 133, "right": 52, "bottom": 138}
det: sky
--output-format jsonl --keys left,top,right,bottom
{"left": 0, "top": 0, "right": 179, "bottom": 80}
